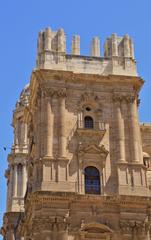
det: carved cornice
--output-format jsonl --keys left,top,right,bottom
{"left": 32, "top": 69, "right": 144, "bottom": 90}
{"left": 25, "top": 191, "right": 151, "bottom": 208}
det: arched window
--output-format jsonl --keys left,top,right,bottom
{"left": 84, "top": 166, "right": 101, "bottom": 194}
{"left": 84, "top": 116, "right": 94, "bottom": 129}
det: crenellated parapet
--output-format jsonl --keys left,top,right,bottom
{"left": 104, "top": 33, "right": 134, "bottom": 59}
{"left": 37, "top": 27, "right": 137, "bottom": 76}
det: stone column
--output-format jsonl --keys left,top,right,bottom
{"left": 15, "top": 119, "right": 19, "bottom": 146}
{"left": 40, "top": 92, "right": 46, "bottom": 157}
{"left": 22, "top": 164, "right": 27, "bottom": 197}
{"left": 7, "top": 167, "right": 13, "bottom": 210}
{"left": 37, "top": 94, "right": 41, "bottom": 158}
{"left": 114, "top": 96, "right": 125, "bottom": 162}
{"left": 128, "top": 97, "right": 141, "bottom": 162}
{"left": 58, "top": 91, "right": 66, "bottom": 158}
{"left": 6, "top": 178, "right": 10, "bottom": 211}
{"left": 45, "top": 95, "right": 53, "bottom": 158}
{"left": 8, "top": 167, "right": 13, "bottom": 198}
{"left": 13, "top": 165, "right": 17, "bottom": 197}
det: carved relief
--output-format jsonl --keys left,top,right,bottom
{"left": 119, "top": 218, "right": 151, "bottom": 235}
{"left": 78, "top": 144, "right": 108, "bottom": 168}
{"left": 78, "top": 92, "right": 100, "bottom": 110}
{"left": 32, "top": 215, "right": 70, "bottom": 232}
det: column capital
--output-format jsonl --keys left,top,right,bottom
{"left": 113, "top": 93, "right": 137, "bottom": 104}
{"left": 112, "top": 94, "right": 123, "bottom": 103}
{"left": 57, "top": 89, "right": 67, "bottom": 98}
{"left": 39, "top": 87, "right": 67, "bottom": 99}
{"left": 124, "top": 95, "right": 136, "bottom": 103}
{"left": 41, "top": 88, "right": 54, "bottom": 98}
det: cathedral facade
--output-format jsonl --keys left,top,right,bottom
{"left": 1, "top": 27, "right": 151, "bottom": 240}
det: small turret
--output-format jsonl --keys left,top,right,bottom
{"left": 91, "top": 37, "right": 100, "bottom": 57}
{"left": 123, "top": 34, "right": 131, "bottom": 57}
{"left": 71, "top": 35, "right": 80, "bottom": 55}
{"left": 104, "top": 34, "right": 135, "bottom": 59}
{"left": 57, "top": 28, "right": 66, "bottom": 52}
{"left": 37, "top": 27, "right": 66, "bottom": 53}
{"left": 111, "top": 33, "right": 118, "bottom": 57}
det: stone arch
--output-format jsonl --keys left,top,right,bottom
{"left": 84, "top": 116, "right": 94, "bottom": 129}
{"left": 84, "top": 166, "right": 101, "bottom": 194}
{"left": 81, "top": 222, "right": 113, "bottom": 233}
{"left": 80, "top": 222, "right": 113, "bottom": 240}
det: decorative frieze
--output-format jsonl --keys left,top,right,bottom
{"left": 120, "top": 218, "right": 151, "bottom": 235}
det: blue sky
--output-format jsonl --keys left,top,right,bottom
{"left": 0, "top": 0, "right": 151, "bottom": 236}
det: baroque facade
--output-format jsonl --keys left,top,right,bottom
{"left": 1, "top": 27, "right": 151, "bottom": 240}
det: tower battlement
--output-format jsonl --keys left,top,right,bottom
{"left": 37, "top": 27, "right": 137, "bottom": 76}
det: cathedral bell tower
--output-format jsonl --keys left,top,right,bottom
{"left": 1, "top": 27, "right": 151, "bottom": 240}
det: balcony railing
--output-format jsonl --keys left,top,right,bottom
{"left": 68, "top": 120, "right": 106, "bottom": 142}
{"left": 77, "top": 120, "right": 106, "bottom": 131}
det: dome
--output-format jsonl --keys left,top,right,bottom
{"left": 16, "top": 83, "right": 30, "bottom": 108}
{"left": 20, "top": 83, "right": 30, "bottom": 98}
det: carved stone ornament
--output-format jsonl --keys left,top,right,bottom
{"left": 79, "top": 144, "right": 108, "bottom": 156}
{"left": 41, "top": 88, "right": 55, "bottom": 98}
{"left": 78, "top": 144, "right": 109, "bottom": 168}
{"left": 32, "top": 215, "right": 70, "bottom": 232}
{"left": 78, "top": 92, "right": 99, "bottom": 110}
{"left": 119, "top": 218, "right": 151, "bottom": 235}
{"left": 80, "top": 222, "right": 113, "bottom": 234}
{"left": 112, "top": 93, "right": 136, "bottom": 103}
{"left": 77, "top": 126, "right": 106, "bottom": 146}
{"left": 39, "top": 86, "right": 67, "bottom": 99}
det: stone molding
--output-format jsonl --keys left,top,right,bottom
{"left": 25, "top": 191, "right": 151, "bottom": 207}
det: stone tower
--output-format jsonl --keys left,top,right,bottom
{"left": 1, "top": 27, "right": 151, "bottom": 240}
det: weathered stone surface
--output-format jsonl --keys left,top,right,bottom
{"left": 1, "top": 27, "right": 151, "bottom": 240}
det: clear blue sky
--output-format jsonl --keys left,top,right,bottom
{"left": 0, "top": 0, "right": 151, "bottom": 236}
